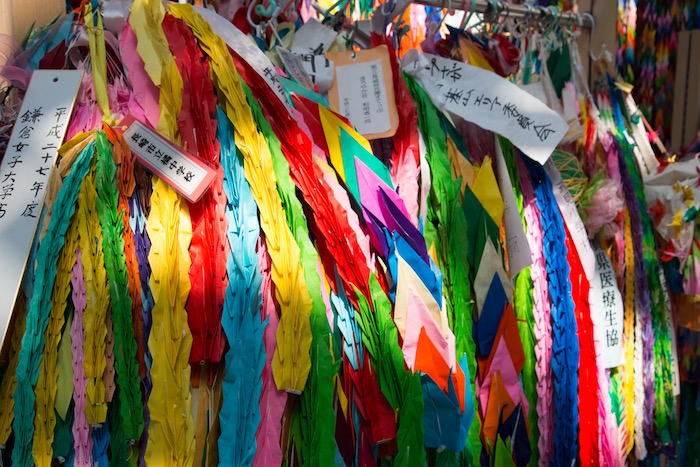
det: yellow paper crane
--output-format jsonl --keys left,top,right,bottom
{"left": 130, "top": 0, "right": 195, "bottom": 464}
{"left": 668, "top": 208, "right": 684, "bottom": 239}
{"left": 77, "top": 156, "right": 110, "bottom": 427}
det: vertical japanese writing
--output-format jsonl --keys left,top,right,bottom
{"left": 0, "top": 69, "right": 83, "bottom": 353}
{"left": 590, "top": 245, "right": 624, "bottom": 368}
{"left": 122, "top": 120, "right": 212, "bottom": 201}
{"left": 299, "top": 53, "right": 332, "bottom": 89}
{"left": 0, "top": 106, "right": 57, "bottom": 220}
{"left": 335, "top": 58, "right": 391, "bottom": 135}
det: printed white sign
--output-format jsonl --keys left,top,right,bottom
{"left": 589, "top": 245, "right": 625, "bottom": 369}
{"left": 335, "top": 59, "right": 391, "bottom": 135}
{"left": 544, "top": 159, "right": 596, "bottom": 280}
{"left": 0, "top": 70, "right": 82, "bottom": 349}
{"left": 494, "top": 136, "right": 532, "bottom": 277}
{"left": 401, "top": 50, "right": 568, "bottom": 164}
{"left": 193, "top": 6, "right": 289, "bottom": 108}
{"left": 277, "top": 48, "right": 315, "bottom": 90}
{"left": 122, "top": 118, "right": 216, "bottom": 203}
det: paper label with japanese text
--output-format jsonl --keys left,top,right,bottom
{"left": 299, "top": 54, "right": 334, "bottom": 94}
{"left": 277, "top": 48, "right": 315, "bottom": 90}
{"left": 336, "top": 59, "right": 391, "bottom": 134}
{"left": 494, "top": 136, "right": 532, "bottom": 277}
{"left": 0, "top": 70, "right": 82, "bottom": 350}
{"left": 291, "top": 19, "right": 338, "bottom": 56}
{"left": 401, "top": 50, "right": 568, "bottom": 164}
{"left": 290, "top": 18, "right": 337, "bottom": 94}
{"left": 544, "top": 159, "right": 596, "bottom": 280}
{"left": 120, "top": 116, "right": 216, "bottom": 203}
{"left": 327, "top": 46, "right": 399, "bottom": 140}
{"left": 589, "top": 244, "right": 625, "bottom": 369}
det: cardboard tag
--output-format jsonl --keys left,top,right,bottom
{"left": 119, "top": 116, "right": 216, "bottom": 203}
{"left": 544, "top": 159, "right": 596, "bottom": 280}
{"left": 494, "top": 136, "right": 532, "bottom": 277}
{"left": 589, "top": 244, "right": 625, "bottom": 369}
{"left": 401, "top": 50, "right": 568, "bottom": 163}
{"left": 326, "top": 46, "right": 399, "bottom": 140}
{"left": 0, "top": 70, "right": 82, "bottom": 350}
{"left": 277, "top": 48, "right": 315, "bottom": 90}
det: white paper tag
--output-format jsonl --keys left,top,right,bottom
{"left": 0, "top": 70, "right": 82, "bottom": 349}
{"left": 193, "top": 6, "right": 289, "bottom": 108}
{"left": 291, "top": 19, "right": 338, "bottom": 56}
{"left": 494, "top": 136, "right": 532, "bottom": 277}
{"left": 277, "top": 48, "right": 315, "bottom": 90}
{"left": 121, "top": 117, "right": 216, "bottom": 203}
{"left": 401, "top": 50, "right": 568, "bottom": 164}
{"left": 298, "top": 53, "right": 334, "bottom": 94}
{"left": 289, "top": 18, "right": 338, "bottom": 94}
{"left": 659, "top": 268, "right": 682, "bottom": 397}
{"left": 335, "top": 59, "right": 391, "bottom": 135}
{"left": 544, "top": 159, "right": 596, "bottom": 280}
{"left": 589, "top": 245, "right": 625, "bottom": 369}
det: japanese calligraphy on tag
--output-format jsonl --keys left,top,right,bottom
{"left": 0, "top": 70, "right": 82, "bottom": 349}
{"left": 589, "top": 244, "right": 625, "bottom": 369}
{"left": 327, "top": 46, "right": 399, "bottom": 139}
{"left": 291, "top": 19, "right": 337, "bottom": 94}
{"left": 336, "top": 59, "right": 391, "bottom": 134}
{"left": 292, "top": 18, "right": 338, "bottom": 55}
{"left": 120, "top": 116, "right": 216, "bottom": 203}
{"left": 544, "top": 159, "right": 596, "bottom": 280}
{"left": 278, "top": 48, "right": 315, "bottom": 91}
{"left": 401, "top": 50, "right": 568, "bottom": 164}
{"left": 299, "top": 54, "right": 334, "bottom": 94}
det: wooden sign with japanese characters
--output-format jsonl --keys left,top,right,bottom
{"left": 0, "top": 70, "right": 83, "bottom": 349}
{"left": 119, "top": 116, "right": 216, "bottom": 203}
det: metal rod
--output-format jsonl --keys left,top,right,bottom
{"left": 412, "top": 0, "right": 594, "bottom": 29}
